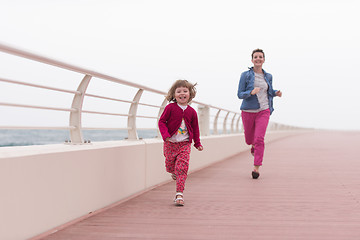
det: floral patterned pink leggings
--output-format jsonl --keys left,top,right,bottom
{"left": 163, "top": 141, "right": 191, "bottom": 193}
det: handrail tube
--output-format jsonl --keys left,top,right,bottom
{"left": 203, "top": 104, "right": 238, "bottom": 114}
{"left": 0, "top": 126, "right": 75, "bottom": 130}
{"left": 0, "top": 42, "right": 301, "bottom": 146}
{"left": 0, "top": 102, "right": 76, "bottom": 112}
{"left": 0, "top": 77, "right": 80, "bottom": 94}
{"left": 134, "top": 115, "right": 158, "bottom": 119}
{"left": 0, "top": 42, "right": 241, "bottom": 142}
{"left": 209, "top": 115, "right": 229, "bottom": 120}
{"left": 0, "top": 42, "right": 165, "bottom": 95}
{"left": 82, "top": 127, "right": 131, "bottom": 130}
{"left": 0, "top": 42, "right": 239, "bottom": 114}
{"left": 137, "top": 102, "right": 161, "bottom": 108}
{"left": 81, "top": 110, "right": 130, "bottom": 117}
{"left": 84, "top": 93, "right": 135, "bottom": 104}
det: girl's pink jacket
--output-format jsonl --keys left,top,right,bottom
{"left": 158, "top": 103, "right": 202, "bottom": 148}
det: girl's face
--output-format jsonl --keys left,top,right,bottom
{"left": 174, "top": 86, "right": 190, "bottom": 106}
{"left": 251, "top": 52, "right": 265, "bottom": 68}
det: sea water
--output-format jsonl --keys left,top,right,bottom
{"left": 0, "top": 129, "right": 158, "bottom": 147}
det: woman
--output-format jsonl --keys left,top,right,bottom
{"left": 237, "top": 49, "right": 282, "bottom": 179}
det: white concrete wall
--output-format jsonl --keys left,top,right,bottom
{"left": 0, "top": 131, "right": 305, "bottom": 240}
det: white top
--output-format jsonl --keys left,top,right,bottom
{"left": 243, "top": 72, "right": 269, "bottom": 113}
{"left": 168, "top": 104, "right": 190, "bottom": 142}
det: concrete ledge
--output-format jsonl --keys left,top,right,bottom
{"left": 0, "top": 130, "right": 308, "bottom": 240}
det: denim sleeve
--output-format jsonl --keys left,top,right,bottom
{"left": 267, "top": 74, "right": 278, "bottom": 97}
{"left": 237, "top": 72, "right": 252, "bottom": 99}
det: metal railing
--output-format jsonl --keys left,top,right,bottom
{"left": 0, "top": 42, "right": 245, "bottom": 144}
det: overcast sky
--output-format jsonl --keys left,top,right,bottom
{"left": 1, "top": 0, "right": 360, "bottom": 130}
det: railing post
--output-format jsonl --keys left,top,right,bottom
{"left": 157, "top": 98, "right": 168, "bottom": 138}
{"left": 231, "top": 113, "right": 237, "bottom": 133}
{"left": 198, "top": 105, "right": 210, "bottom": 136}
{"left": 223, "top": 111, "right": 230, "bottom": 135}
{"left": 127, "top": 89, "right": 143, "bottom": 140}
{"left": 236, "top": 115, "right": 242, "bottom": 133}
{"left": 69, "top": 74, "right": 91, "bottom": 144}
{"left": 213, "top": 109, "right": 221, "bottom": 135}
{"left": 270, "top": 122, "right": 278, "bottom": 131}
{"left": 267, "top": 122, "right": 273, "bottom": 131}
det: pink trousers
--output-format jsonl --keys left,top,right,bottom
{"left": 163, "top": 141, "right": 191, "bottom": 192}
{"left": 241, "top": 109, "right": 270, "bottom": 166}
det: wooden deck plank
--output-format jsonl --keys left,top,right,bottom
{"left": 38, "top": 131, "right": 360, "bottom": 240}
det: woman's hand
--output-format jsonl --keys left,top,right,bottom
{"left": 276, "top": 90, "right": 282, "bottom": 97}
{"left": 251, "top": 87, "right": 260, "bottom": 95}
{"left": 196, "top": 145, "right": 204, "bottom": 151}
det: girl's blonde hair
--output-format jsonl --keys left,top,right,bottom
{"left": 165, "top": 79, "right": 197, "bottom": 103}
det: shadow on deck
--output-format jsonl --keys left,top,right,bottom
{"left": 35, "top": 131, "right": 360, "bottom": 240}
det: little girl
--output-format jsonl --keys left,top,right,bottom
{"left": 158, "top": 79, "right": 203, "bottom": 206}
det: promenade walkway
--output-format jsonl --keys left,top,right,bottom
{"left": 37, "top": 131, "right": 360, "bottom": 240}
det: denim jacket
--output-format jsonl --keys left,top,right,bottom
{"left": 237, "top": 67, "right": 278, "bottom": 115}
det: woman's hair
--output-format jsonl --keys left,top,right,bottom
{"left": 251, "top": 48, "right": 265, "bottom": 59}
{"left": 165, "top": 79, "right": 197, "bottom": 103}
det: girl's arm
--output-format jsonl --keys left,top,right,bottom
{"left": 191, "top": 111, "right": 203, "bottom": 150}
{"left": 158, "top": 105, "right": 171, "bottom": 141}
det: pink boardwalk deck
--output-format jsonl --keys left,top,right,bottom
{"left": 38, "top": 131, "right": 360, "bottom": 240}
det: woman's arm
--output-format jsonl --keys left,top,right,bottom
{"left": 237, "top": 72, "right": 252, "bottom": 99}
{"left": 266, "top": 73, "right": 281, "bottom": 97}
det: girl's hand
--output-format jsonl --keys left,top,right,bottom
{"left": 251, "top": 87, "right": 260, "bottom": 95}
{"left": 165, "top": 137, "right": 170, "bottom": 142}
{"left": 276, "top": 90, "right": 282, "bottom": 97}
{"left": 196, "top": 146, "right": 203, "bottom": 151}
